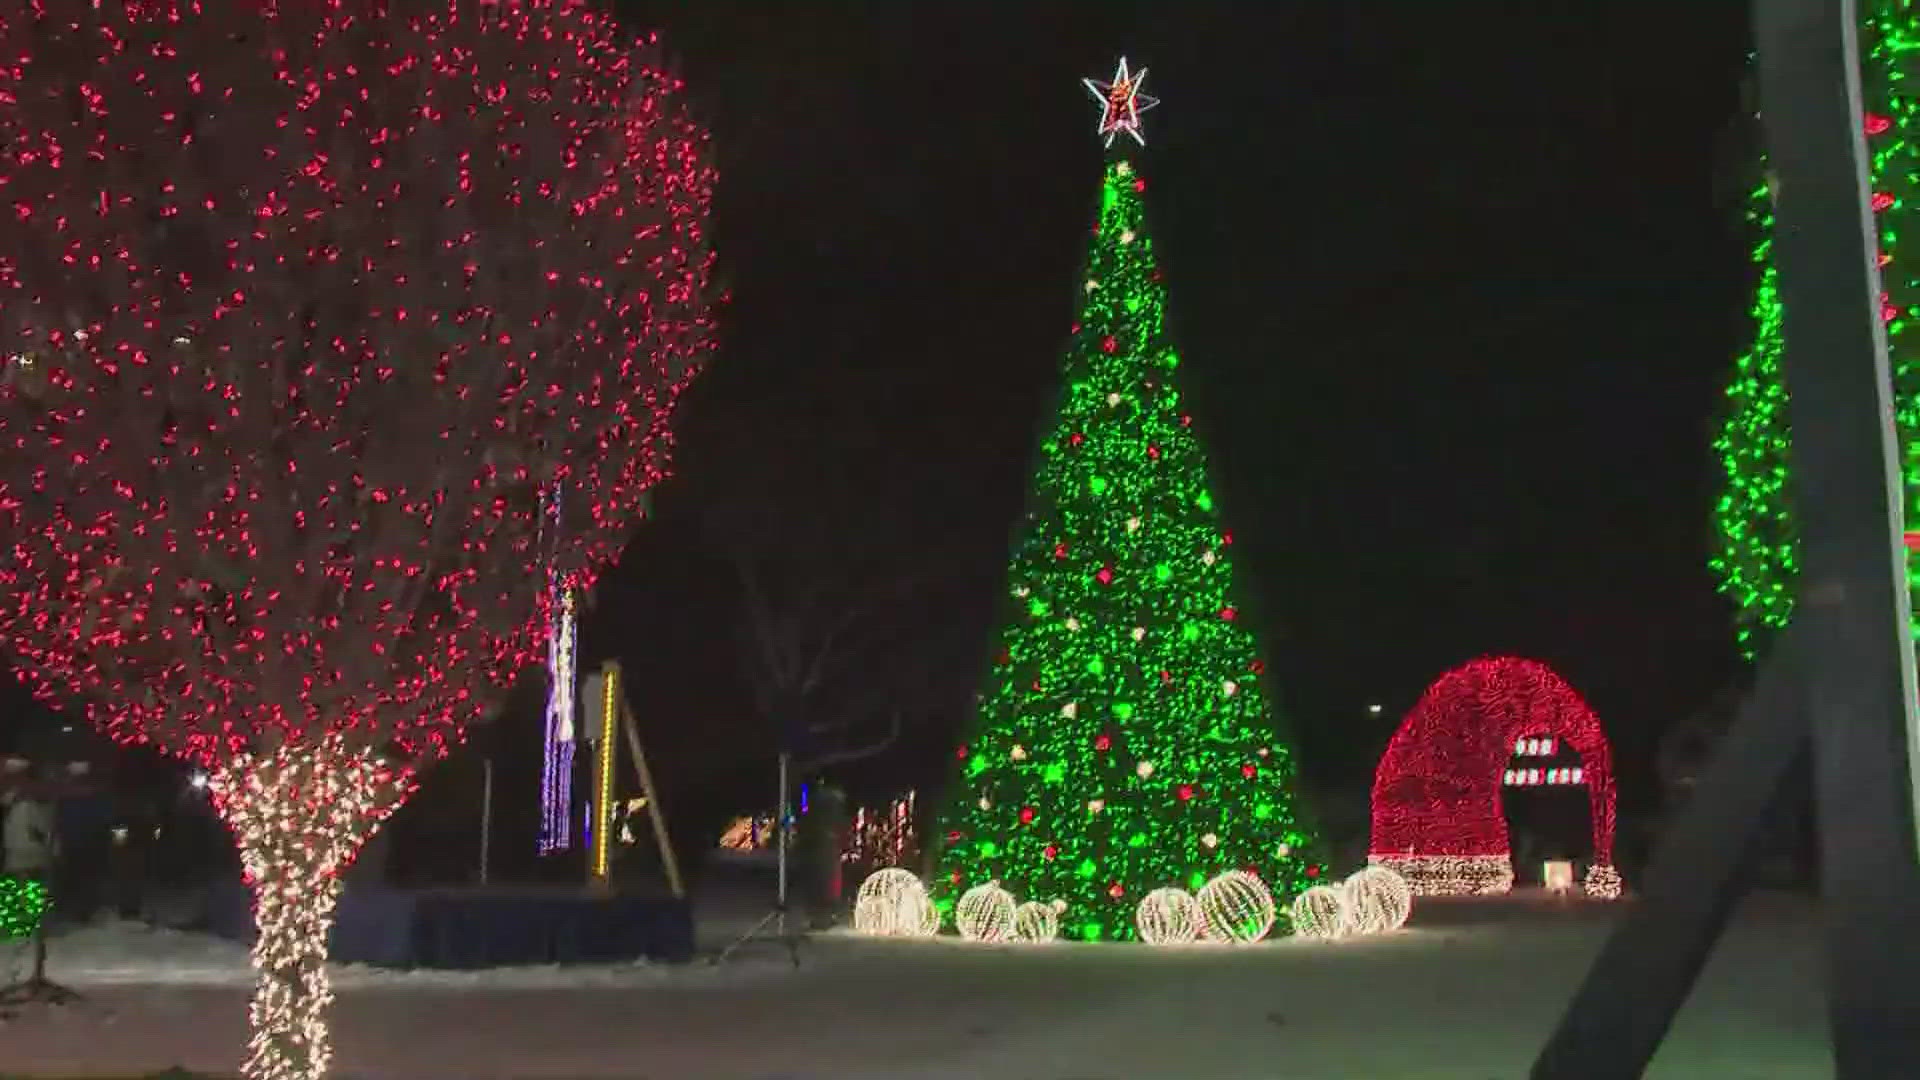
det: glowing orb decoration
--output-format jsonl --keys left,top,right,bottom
{"left": 1290, "top": 884, "right": 1349, "bottom": 940}
{"left": 1341, "top": 866, "right": 1412, "bottom": 934}
{"left": 1583, "top": 863, "right": 1624, "bottom": 900}
{"left": 955, "top": 881, "right": 1018, "bottom": 943}
{"left": 1197, "top": 870, "right": 1276, "bottom": 944}
{"left": 1135, "top": 887, "right": 1202, "bottom": 945}
{"left": 1014, "top": 901, "right": 1061, "bottom": 943}
{"left": 853, "top": 868, "right": 939, "bottom": 938}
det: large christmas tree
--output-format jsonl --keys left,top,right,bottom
{"left": 933, "top": 60, "right": 1321, "bottom": 943}
{"left": 1712, "top": 0, "right": 1920, "bottom": 658}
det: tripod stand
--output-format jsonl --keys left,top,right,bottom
{"left": 713, "top": 751, "right": 802, "bottom": 968}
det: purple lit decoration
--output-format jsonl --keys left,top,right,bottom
{"left": 538, "top": 482, "right": 578, "bottom": 855}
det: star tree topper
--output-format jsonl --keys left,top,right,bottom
{"left": 1083, "top": 57, "right": 1160, "bottom": 148}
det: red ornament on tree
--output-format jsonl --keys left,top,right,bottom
{"left": 1095, "top": 566, "right": 1115, "bottom": 585}
{"left": 1019, "top": 806, "right": 1036, "bottom": 824}
{"left": 1869, "top": 112, "right": 1894, "bottom": 135}
{"left": 1176, "top": 784, "right": 1195, "bottom": 801}
{"left": 1094, "top": 734, "right": 1112, "bottom": 751}
{"left": 1069, "top": 432, "right": 1086, "bottom": 448}
{"left": 1055, "top": 542, "right": 1071, "bottom": 559}
{"left": 1220, "top": 607, "right": 1238, "bottom": 622}
{"left": 1242, "top": 763, "right": 1258, "bottom": 779}
{"left": 1108, "top": 882, "right": 1126, "bottom": 899}
{"left": 1101, "top": 335, "right": 1119, "bottom": 353}
{"left": 1249, "top": 659, "right": 1265, "bottom": 674}
{"left": 1044, "top": 844, "right": 1059, "bottom": 860}
{"left": 957, "top": 745, "right": 971, "bottom": 760}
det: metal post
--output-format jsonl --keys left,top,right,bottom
{"left": 617, "top": 696, "right": 684, "bottom": 898}
{"left": 1752, "top": 0, "right": 1920, "bottom": 1067}
{"left": 776, "top": 750, "right": 790, "bottom": 937}
{"left": 479, "top": 759, "right": 493, "bottom": 887}
{"left": 1534, "top": 0, "right": 1920, "bottom": 1072}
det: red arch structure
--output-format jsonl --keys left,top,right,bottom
{"left": 1369, "top": 656, "right": 1621, "bottom": 898}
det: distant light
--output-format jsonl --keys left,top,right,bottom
{"left": 1367, "top": 704, "right": 1383, "bottom": 716}
{"left": 189, "top": 772, "right": 209, "bottom": 790}
{"left": 60, "top": 725, "right": 73, "bottom": 733}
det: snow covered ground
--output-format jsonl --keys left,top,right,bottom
{"left": 0, "top": 891, "right": 1831, "bottom": 1079}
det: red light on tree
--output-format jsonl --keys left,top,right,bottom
{"left": 0, "top": 5, "right": 715, "bottom": 1077}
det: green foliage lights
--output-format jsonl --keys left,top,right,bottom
{"left": 0, "top": 874, "right": 49, "bottom": 940}
{"left": 1713, "top": 0, "right": 1920, "bottom": 658}
{"left": 931, "top": 154, "right": 1321, "bottom": 942}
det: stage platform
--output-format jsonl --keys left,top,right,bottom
{"left": 206, "top": 881, "right": 694, "bottom": 969}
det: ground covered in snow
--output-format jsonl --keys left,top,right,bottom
{"left": 0, "top": 892, "right": 1829, "bottom": 1080}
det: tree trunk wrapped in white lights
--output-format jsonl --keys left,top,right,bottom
{"left": 212, "top": 739, "right": 412, "bottom": 1080}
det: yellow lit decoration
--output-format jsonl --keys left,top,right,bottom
{"left": 852, "top": 868, "right": 940, "bottom": 938}
{"left": 1013, "top": 900, "right": 1062, "bottom": 943}
{"left": 1340, "top": 866, "right": 1412, "bottom": 935}
{"left": 1135, "top": 886, "right": 1202, "bottom": 946}
{"left": 209, "top": 736, "right": 413, "bottom": 1080}
{"left": 1289, "top": 884, "right": 1348, "bottom": 941}
{"left": 955, "top": 880, "right": 1017, "bottom": 943}
{"left": 1583, "top": 862, "right": 1624, "bottom": 900}
{"left": 1197, "top": 869, "right": 1276, "bottom": 944}
{"left": 1543, "top": 860, "right": 1575, "bottom": 894}
{"left": 591, "top": 661, "right": 619, "bottom": 885}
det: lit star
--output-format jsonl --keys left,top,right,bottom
{"left": 1083, "top": 57, "right": 1160, "bottom": 148}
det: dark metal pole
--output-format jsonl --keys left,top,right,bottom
{"left": 1753, "top": 0, "right": 1920, "bottom": 1071}
{"left": 1535, "top": 0, "right": 1920, "bottom": 1073}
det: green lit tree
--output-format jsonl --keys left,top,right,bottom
{"left": 932, "top": 60, "right": 1322, "bottom": 943}
{"left": 1712, "top": 2, "right": 1920, "bottom": 657}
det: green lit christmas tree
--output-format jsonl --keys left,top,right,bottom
{"left": 932, "top": 59, "right": 1322, "bottom": 943}
{"left": 1712, "top": 1, "right": 1920, "bottom": 658}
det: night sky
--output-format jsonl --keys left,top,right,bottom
{"left": 2, "top": 4, "right": 1761, "bottom": 829}
{"left": 575, "top": 1, "right": 1760, "bottom": 821}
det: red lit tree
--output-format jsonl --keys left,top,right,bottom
{"left": 0, "top": 4, "right": 716, "bottom": 1077}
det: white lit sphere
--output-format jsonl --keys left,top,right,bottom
{"left": 1197, "top": 870, "right": 1277, "bottom": 944}
{"left": 1290, "top": 884, "right": 1349, "bottom": 940}
{"left": 1135, "top": 887, "right": 1202, "bottom": 945}
{"left": 1341, "top": 866, "right": 1412, "bottom": 934}
{"left": 1013, "top": 901, "right": 1060, "bottom": 943}
{"left": 955, "top": 881, "right": 1018, "bottom": 943}
{"left": 1583, "top": 863, "right": 1624, "bottom": 900}
{"left": 852, "top": 868, "right": 939, "bottom": 938}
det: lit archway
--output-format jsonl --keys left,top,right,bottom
{"left": 1369, "top": 657, "right": 1621, "bottom": 898}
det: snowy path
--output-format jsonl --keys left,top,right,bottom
{"left": 0, "top": 895, "right": 1830, "bottom": 1079}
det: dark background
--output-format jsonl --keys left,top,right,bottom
{"left": 3, "top": 4, "right": 1760, "bottom": 864}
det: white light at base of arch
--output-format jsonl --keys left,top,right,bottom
{"left": 1368, "top": 853, "right": 1514, "bottom": 896}
{"left": 1014, "top": 901, "right": 1061, "bottom": 943}
{"left": 956, "top": 881, "right": 1018, "bottom": 942}
{"left": 1341, "top": 866, "right": 1412, "bottom": 934}
{"left": 1197, "top": 870, "right": 1276, "bottom": 944}
{"left": 853, "top": 868, "right": 940, "bottom": 938}
{"left": 1290, "top": 884, "right": 1349, "bottom": 940}
{"left": 1136, "top": 887, "right": 1202, "bottom": 945}
{"left": 1583, "top": 863, "right": 1624, "bottom": 900}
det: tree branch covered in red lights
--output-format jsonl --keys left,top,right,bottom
{"left": 0, "top": 3, "right": 716, "bottom": 1076}
{"left": 0, "top": 0, "right": 716, "bottom": 766}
